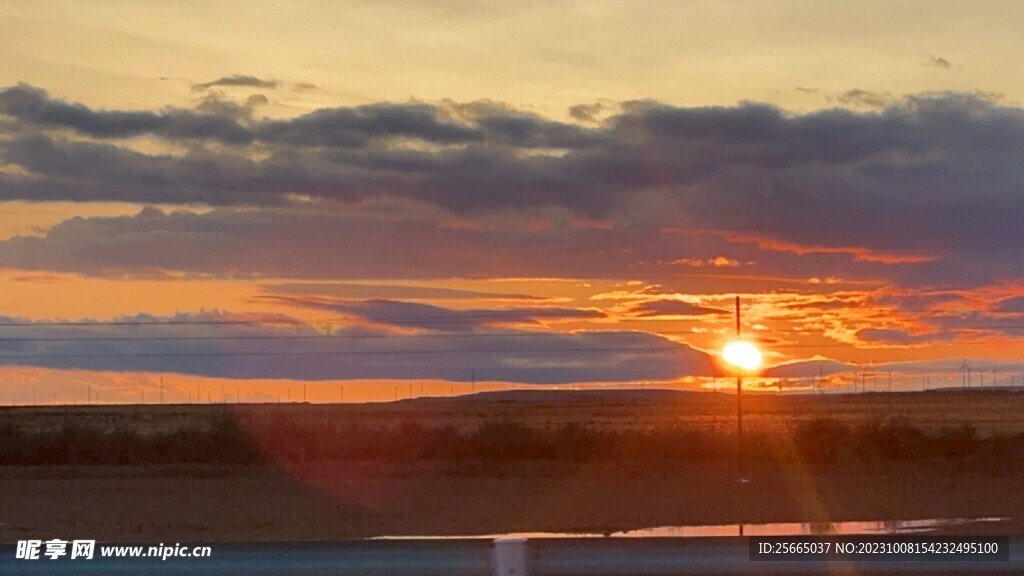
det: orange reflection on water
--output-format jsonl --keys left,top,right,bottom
{"left": 371, "top": 517, "right": 1009, "bottom": 540}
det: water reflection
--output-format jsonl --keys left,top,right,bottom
{"left": 372, "top": 517, "right": 1008, "bottom": 540}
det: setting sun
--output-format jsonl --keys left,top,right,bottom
{"left": 721, "top": 340, "right": 763, "bottom": 373}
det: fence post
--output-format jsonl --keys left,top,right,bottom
{"left": 492, "top": 537, "right": 529, "bottom": 576}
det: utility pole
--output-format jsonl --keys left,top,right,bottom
{"left": 160, "top": 376, "right": 164, "bottom": 405}
{"left": 735, "top": 296, "right": 744, "bottom": 480}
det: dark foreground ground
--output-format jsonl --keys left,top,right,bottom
{"left": 3, "top": 537, "right": 1024, "bottom": 575}
{"left": 4, "top": 461, "right": 1024, "bottom": 542}
{"left": 3, "top": 389, "right": 1024, "bottom": 542}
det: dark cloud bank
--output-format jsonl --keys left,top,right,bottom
{"left": 5, "top": 85, "right": 1024, "bottom": 384}
{"left": 1, "top": 84, "right": 1023, "bottom": 288}
{"left": 0, "top": 310, "right": 715, "bottom": 383}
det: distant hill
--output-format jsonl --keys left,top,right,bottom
{"left": 407, "top": 388, "right": 715, "bottom": 404}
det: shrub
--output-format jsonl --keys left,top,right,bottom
{"left": 472, "top": 420, "right": 554, "bottom": 460}
{"left": 930, "top": 423, "right": 978, "bottom": 460}
{"left": 855, "top": 417, "right": 927, "bottom": 462}
{"left": 551, "top": 422, "right": 608, "bottom": 462}
{"left": 794, "top": 419, "right": 851, "bottom": 465}
{"left": 0, "top": 410, "right": 1006, "bottom": 471}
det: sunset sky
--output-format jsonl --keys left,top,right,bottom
{"left": 3, "top": 1, "right": 1024, "bottom": 403}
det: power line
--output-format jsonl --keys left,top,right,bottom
{"left": 7, "top": 315, "right": 1024, "bottom": 332}
{"left": 0, "top": 331, "right": 871, "bottom": 348}
{"left": 3, "top": 317, "right": 1024, "bottom": 366}
{"left": 0, "top": 312, "right": 604, "bottom": 328}
{"left": 0, "top": 334, "right": 1018, "bottom": 355}
{"left": 0, "top": 345, "right": 749, "bottom": 360}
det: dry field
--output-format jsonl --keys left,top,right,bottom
{"left": 2, "top": 389, "right": 1024, "bottom": 542}
{"left": 5, "top": 388, "right": 1024, "bottom": 435}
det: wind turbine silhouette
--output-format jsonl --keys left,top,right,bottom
{"left": 960, "top": 360, "right": 970, "bottom": 389}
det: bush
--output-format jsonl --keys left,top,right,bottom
{"left": 794, "top": 419, "right": 850, "bottom": 465}
{"left": 855, "top": 417, "right": 927, "bottom": 462}
{"left": 472, "top": 420, "right": 554, "bottom": 460}
{"left": 930, "top": 423, "right": 978, "bottom": 459}
{"left": 0, "top": 411, "right": 1009, "bottom": 470}
{"left": 551, "top": 423, "right": 607, "bottom": 462}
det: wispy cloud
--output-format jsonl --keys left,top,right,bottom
{"left": 191, "top": 75, "right": 280, "bottom": 91}
{"left": 836, "top": 89, "right": 898, "bottom": 109}
{"left": 255, "top": 296, "right": 605, "bottom": 332}
{"left": 692, "top": 231, "right": 938, "bottom": 265}
{"left": 927, "top": 54, "right": 953, "bottom": 69}
{"left": 263, "top": 282, "right": 547, "bottom": 302}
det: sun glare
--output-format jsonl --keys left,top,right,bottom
{"left": 721, "top": 340, "right": 763, "bottom": 373}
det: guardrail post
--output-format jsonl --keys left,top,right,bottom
{"left": 492, "top": 537, "right": 529, "bottom": 576}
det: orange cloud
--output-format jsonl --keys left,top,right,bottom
{"left": 671, "top": 256, "right": 747, "bottom": 268}
{"left": 688, "top": 230, "right": 938, "bottom": 264}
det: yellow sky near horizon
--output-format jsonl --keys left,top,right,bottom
{"left": 3, "top": 1, "right": 1023, "bottom": 117}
